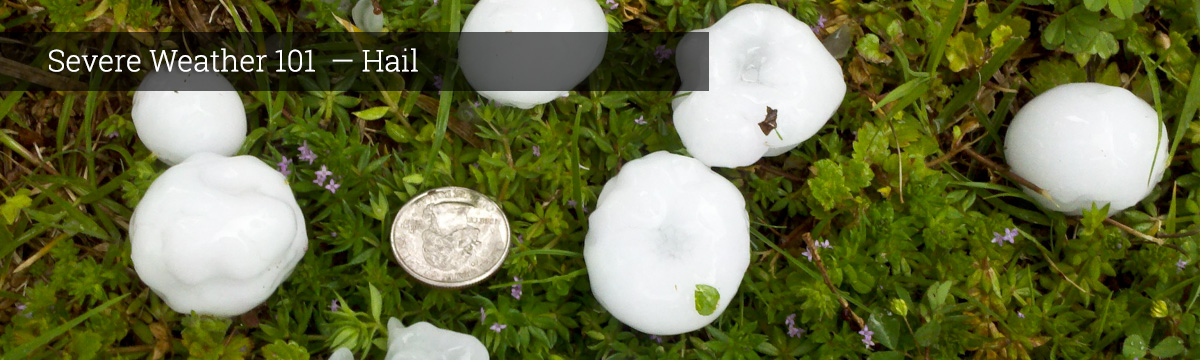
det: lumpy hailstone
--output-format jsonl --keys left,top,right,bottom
{"left": 460, "top": 0, "right": 607, "bottom": 109}
{"left": 130, "top": 153, "right": 307, "bottom": 317}
{"left": 329, "top": 318, "right": 488, "bottom": 360}
{"left": 672, "top": 4, "right": 846, "bottom": 168}
{"left": 585, "top": 151, "right": 750, "bottom": 335}
{"left": 1004, "top": 83, "right": 1169, "bottom": 216}
{"left": 132, "top": 71, "right": 247, "bottom": 165}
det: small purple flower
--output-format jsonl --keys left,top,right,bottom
{"left": 991, "top": 232, "right": 1006, "bottom": 246}
{"left": 325, "top": 180, "right": 341, "bottom": 194}
{"left": 480, "top": 307, "right": 487, "bottom": 323}
{"left": 490, "top": 323, "right": 507, "bottom": 333}
{"left": 314, "top": 165, "right": 332, "bottom": 185}
{"left": 106, "top": 131, "right": 119, "bottom": 139}
{"left": 811, "top": 14, "right": 827, "bottom": 34}
{"left": 784, "top": 313, "right": 805, "bottom": 338}
{"left": 532, "top": 145, "right": 541, "bottom": 158}
{"left": 653, "top": 45, "right": 673, "bottom": 63}
{"left": 801, "top": 250, "right": 813, "bottom": 262}
{"left": 517, "top": 234, "right": 524, "bottom": 244}
{"left": 16, "top": 303, "right": 26, "bottom": 312}
{"left": 511, "top": 277, "right": 523, "bottom": 299}
{"left": 859, "top": 326, "right": 875, "bottom": 348}
{"left": 605, "top": 0, "right": 618, "bottom": 11}
{"left": 634, "top": 115, "right": 647, "bottom": 125}
{"left": 567, "top": 200, "right": 577, "bottom": 207}
{"left": 1178, "top": 259, "right": 1189, "bottom": 272}
{"left": 648, "top": 334, "right": 663, "bottom": 344}
{"left": 817, "top": 240, "right": 832, "bottom": 249}
{"left": 433, "top": 0, "right": 438, "bottom": 5}
{"left": 1004, "top": 228, "right": 1018, "bottom": 244}
{"left": 331, "top": 232, "right": 338, "bottom": 238}
{"left": 433, "top": 75, "right": 443, "bottom": 90}
{"left": 330, "top": 299, "right": 340, "bottom": 312}
{"left": 298, "top": 141, "right": 317, "bottom": 164}
{"left": 277, "top": 156, "right": 293, "bottom": 176}
{"left": 1017, "top": 311, "right": 1025, "bottom": 319}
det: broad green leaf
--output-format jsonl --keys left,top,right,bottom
{"left": 1083, "top": 0, "right": 1106, "bottom": 12}
{"left": 1041, "top": 15, "right": 1067, "bottom": 49}
{"left": 1, "top": 189, "right": 32, "bottom": 224}
{"left": 856, "top": 34, "right": 892, "bottom": 64}
{"left": 866, "top": 313, "right": 902, "bottom": 350}
{"left": 1149, "top": 336, "right": 1185, "bottom": 357}
{"left": 914, "top": 321, "right": 940, "bottom": 347}
{"left": 1122, "top": 334, "right": 1148, "bottom": 359}
{"left": 694, "top": 284, "right": 720, "bottom": 316}
{"left": 353, "top": 106, "right": 390, "bottom": 120}
{"left": 1108, "top": 0, "right": 1135, "bottom": 19}
{"left": 945, "top": 32, "right": 986, "bottom": 72}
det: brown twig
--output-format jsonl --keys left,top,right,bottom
{"left": 753, "top": 161, "right": 804, "bottom": 183}
{"left": 803, "top": 232, "right": 865, "bottom": 330}
{"left": 959, "top": 147, "right": 1055, "bottom": 204}
{"left": 1104, "top": 218, "right": 1186, "bottom": 254}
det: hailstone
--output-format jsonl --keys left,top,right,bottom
{"left": 130, "top": 153, "right": 307, "bottom": 317}
{"left": 459, "top": 0, "right": 607, "bottom": 109}
{"left": 584, "top": 151, "right": 750, "bottom": 335}
{"left": 1004, "top": 82, "right": 1169, "bottom": 216}
{"left": 672, "top": 4, "right": 846, "bottom": 167}
{"left": 329, "top": 318, "right": 488, "bottom": 360}
{"left": 132, "top": 71, "right": 247, "bottom": 165}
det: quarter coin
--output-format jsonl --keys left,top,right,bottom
{"left": 390, "top": 186, "right": 511, "bottom": 288}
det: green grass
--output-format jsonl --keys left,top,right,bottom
{"left": 3, "top": 0, "right": 1200, "bottom": 359}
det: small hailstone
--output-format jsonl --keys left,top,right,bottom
{"left": 672, "top": 4, "right": 846, "bottom": 167}
{"left": 333, "top": 318, "right": 489, "bottom": 360}
{"left": 132, "top": 71, "right": 247, "bottom": 165}
{"left": 585, "top": 151, "right": 750, "bottom": 335}
{"left": 352, "top": 0, "right": 385, "bottom": 32}
{"left": 130, "top": 154, "right": 307, "bottom": 317}
{"left": 330, "top": 348, "right": 354, "bottom": 360}
{"left": 385, "top": 318, "right": 488, "bottom": 360}
{"left": 459, "top": 0, "right": 608, "bottom": 109}
{"left": 1004, "top": 83, "right": 1168, "bottom": 216}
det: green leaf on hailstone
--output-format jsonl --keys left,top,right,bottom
{"left": 694, "top": 284, "right": 720, "bottom": 316}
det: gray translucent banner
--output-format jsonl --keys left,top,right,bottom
{"left": 0, "top": 32, "right": 709, "bottom": 92}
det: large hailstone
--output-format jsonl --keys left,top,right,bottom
{"left": 130, "top": 153, "right": 307, "bottom": 317}
{"left": 459, "top": 0, "right": 607, "bottom": 109}
{"left": 584, "top": 151, "right": 750, "bottom": 335}
{"left": 329, "top": 318, "right": 488, "bottom": 360}
{"left": 672, "top": 4, "right": 846, "bottom": 168}
{"left": 132, "top": 71, "right": 247, "bottom": 165}
{"left": 1004, "top": 82, "right": 1169, "bottom": 216}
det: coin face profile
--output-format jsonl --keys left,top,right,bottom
{"left": 390, "top": 187, "right": 511, "bottom": 288}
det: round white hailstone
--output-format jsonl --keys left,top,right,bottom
{"left": 383, "top": 318, "right": 489, "bottom": 360}
{"left": 130, "top": 153, "right": 307, "bottom": 317}
{"left": 132, "top": 71, "right": 247, "bottom": 165}
{"left": 1004, "top": 82, "right": 1169, "bottom": 216}
{"left": 584, "top": 151, "right": 750, "bottom": 335}
{"left": 352, "top": 0, "right": 384, "bottom": 32}
{"left": 672, "top": 4, "right": 846, "bottom": 168}
{"left": 459, "top": 0, "right": 607, "bottom": 109}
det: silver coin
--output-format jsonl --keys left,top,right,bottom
{"left": 390, "top": 186, "right": 511, "bottom": 288}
